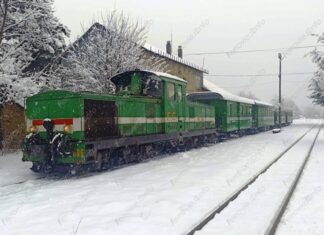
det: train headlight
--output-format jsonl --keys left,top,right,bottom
{"left": 29, "top": 126, "right": 38, "bottom": 133}
{"left": 64, "top": 124, "right": 73, "bottom": 133}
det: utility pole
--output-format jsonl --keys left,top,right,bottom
{"left": 278, "top": 53, "right": 282, "bottom": 129}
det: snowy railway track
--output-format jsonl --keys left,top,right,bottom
{"left": 186, "top": 125, "right": 318, "bottom": 235}
{"left": 265, "top": 125, "right": 322, "bottom": 235}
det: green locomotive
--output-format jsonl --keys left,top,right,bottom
{"left": 22, "top": 70, "right": 292, "bottom": 174}
{"left": 22, "top": 70, "right": 216, "bottom": 173}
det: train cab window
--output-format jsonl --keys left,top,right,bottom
{"left": 142, "top": 75, "right": 162, "bottom": 98}
{"left": 112, "top": 74, "right": 132, "bottom": 93}
{"left": 167, "top": 83, "right": 175, "bottom": 101}
{"left": 111, "top": 71, "right": 162, "bottom": 98}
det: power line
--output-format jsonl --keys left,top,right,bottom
{"left": 185, "top": 44, "right": 324, "bottom": 56}
{"left": 206, "top": 72, "right": 314, "bottom": 77}
{"left": 221, "top": 80, "right": 308, "bottom": 89}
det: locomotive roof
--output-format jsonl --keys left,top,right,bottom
{"left": 153, "top": 71, "right": 187, "bottom": 83}
{"left": 111, "top": 70, "right": 187, "bottom": 84}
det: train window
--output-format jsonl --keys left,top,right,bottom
{"left": 167, "top": 83, "right": 175, "bottom": 101}
{"left": 177, "top": 85, "right": 182, "bottom": 101}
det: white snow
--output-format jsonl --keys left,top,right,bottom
{"left": 0, "top": 120, "right": 320, "bottom": 235}
{"left": 0, "top": 153, "right": 36, "bottom": 187}
{"left": 276, "top": 125, "right": 324, "bottom": 235}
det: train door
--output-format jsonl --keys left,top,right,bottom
{"left": 163, "top": 81, "right": 178, "bottom": 133}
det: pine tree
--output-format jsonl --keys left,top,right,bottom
{"left": 309, "top": 35, "right": 324, "bottom": 106}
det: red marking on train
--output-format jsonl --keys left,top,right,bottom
{"left": 32, "top": 120, "right": 44, "bottom": 126}
{"left": 32, "top": 118, "right": 73, "bottom": 126}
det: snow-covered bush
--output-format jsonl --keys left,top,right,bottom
{"left": 0, "top": 75, "right": 40, "bottom": 106}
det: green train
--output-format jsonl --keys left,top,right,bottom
{"left": 22, "top": 70, "right": 292, "bottom": 174}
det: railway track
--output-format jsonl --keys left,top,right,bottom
{"left": 186, "top": 124, "right": 319, "bottom": 235}
{"left": 265, "top": 125, "right": 322, "bottom": 235}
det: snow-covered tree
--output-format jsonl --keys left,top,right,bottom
{"left": 0, "top": 0, "right": 69, "bottom": 105}
{"left": 53, "top": 11, "right": 165, "bottom": 93}
{"left": 0, "top": 0, "right": 69, "bottom": 74}
{"left": 309, "top": 35, "right": 324, "bottom": 106}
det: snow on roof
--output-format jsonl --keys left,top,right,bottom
{"left": 152, "top": 71, "right": 187, "bottom": 83}
{"left": 203, "top": 79, "right": 255, "bottom": 104}
{"left": 202, "top": 79, "right": 274, "bottom": 106}
{"left": 143, "top": 43, "right": 209, "bottom": 74}
{"left": 111, "top": 70, "right": 187, "bottom": 83}
{"left": 254, "top": 100, "right": 273, "bottom": 107}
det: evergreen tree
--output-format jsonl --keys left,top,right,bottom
{"left": 309, "top": 35, "right": 324, "bottom": 106}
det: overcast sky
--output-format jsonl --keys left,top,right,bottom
{"left": 54, "top": 0, "right": 324, "bottom": 110}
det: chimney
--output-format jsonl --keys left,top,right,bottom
{"left": 178, "top": 45, "right": 183, "bottom": 58}
{"left": 166, "top": 40, "right": 172, "bottom": 55}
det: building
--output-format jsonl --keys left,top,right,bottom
{"left": 142, "top": 43, "right": 208, "bottom": 92}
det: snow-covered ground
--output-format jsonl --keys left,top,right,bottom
{"left": 196, "top": 124, "right": 321, "bottom": 235}
{"left": 0, "top": 153, "right": 35, "bottom": 187}
{"left": 0, "top": 119, "right": 320, "bottom": 235}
